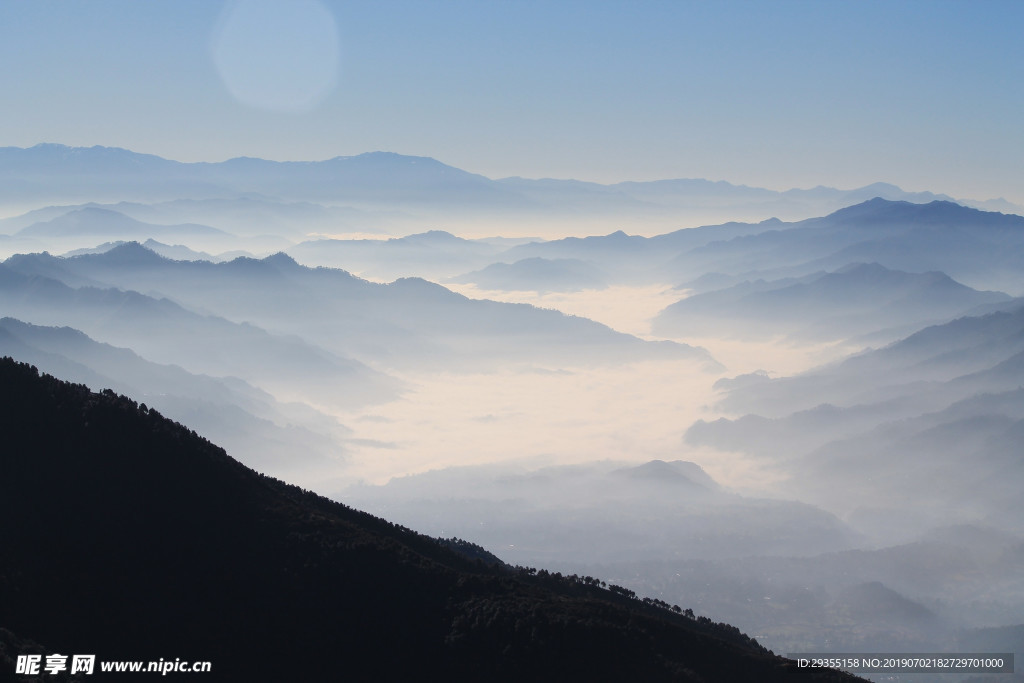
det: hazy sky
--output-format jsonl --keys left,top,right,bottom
{"left": 2, "top": 0, "right": 1022, "bottom": 201}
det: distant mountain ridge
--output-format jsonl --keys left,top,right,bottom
{"left": 16, "top": 206, "right": 226, "bottom": 239}
{"left": 340, "top": 459, "right": 857, "bottom": 565}
{"left": 0, "top": 144, "right": 521, "bottom": 206}
{"left": 1, "top": 143, "right": 1016, "bottom": 222}
{"left": 483, "top": 199, "right": 1024, "bottom": 298}
{"left": 448, "top": 256, "right": 609, "bottom": 292}
{"left": 654, "top": 261, "right": 1012, "bottom": 343}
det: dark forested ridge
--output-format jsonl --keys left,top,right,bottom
{"left": 0, "top": 358, "right": 860, "bottom": 682}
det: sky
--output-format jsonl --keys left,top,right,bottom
{"left": 1, "top": 0, "right": 1022, "bottom": 202}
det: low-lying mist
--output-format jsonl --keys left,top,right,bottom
{"left": 330, "top": 284, "right": 859, "bottom": 492}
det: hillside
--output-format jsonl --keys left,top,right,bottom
{"left": 0, "top": 358, "right": 859, "bottom": 682}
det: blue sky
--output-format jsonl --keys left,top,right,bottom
{"left": 1, "top": 0, "right": 1021, "bottom": 201}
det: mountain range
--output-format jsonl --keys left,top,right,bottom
{"left": 0, "top": 256, "right": 397, "bottom": 410}
{"left": 654, "top": 262, "right": 1012, "bottom": 344}
{"left": 2, "top": 144, "right": 1018, "bottom": 235}
{"left": 484, "top": 198, "right": 1024, "bottom": 295}
{"left": 583, "top": 523, "right": 1024, "bottom": 659}
{"left": 339, "top": 459, "right": 859, "bottom": 566}
{"left": 448, "top": 256, "right": 609, "bottom": 293}
{"left": 686, "top": 303, "right": 1024, "bottom": 537}
{"left": 1, "top": 243, "right": 712, "bottom": 371}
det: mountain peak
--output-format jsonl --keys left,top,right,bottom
{"left": 397, "top": 230, "right": 465, "bottom": 244}
{"left": 262, "top": 251, "right": 299, "bottom": 268}
{"left": 352, "top": 150, "right": 438, "bottom": 163}
{"left": 834, "top": 261, "right": 889, "bottom": 275}
{"left": 1, "top": 143, "right": 175, "bottom": 169}
{"left": 821, "top": 197, "right": 1012, "bottom": 226}
{"left": 855, "top": 182, "right": 904, "bottom": 194}
{"left": 87, "top": 240, "right": 168, "bottom": 264}
{"left": 611, "top": 460, "right": 719, "bottom": 489}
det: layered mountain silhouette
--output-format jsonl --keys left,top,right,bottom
{"left": 1, "top": 243, "right": 713, "bottom": 370}
{"left": 593, "top": 524, "right": 1022, "bottom": 658}
{"left": 0, "top": 144, "right": 515, "bottom": 206}
{"left": 288, "top": 230, "right": 509, "bottom": 281}
{"left": 662, "top": 199, "right": 1024, "bottom": 295}
{"left": 64, "top": 238, "right": 222, "bottom": 262}
{"left": 687, "top": 304, "right": 1024, "bottom": 534}
{"left": 2, "top": 144, "right": 1015, "bottom": 233}
{"left": 654, "top": 262, "right": 1012, "bottom": 343}
{"left": 340, "top": 460, "right": 857, "bottom": 565}
{"left": 0, "top": 197, "right": 377, "bottom": 243}
{"left": 494, "top": 229, "right": 658, "bottom": 283}
{"left": 0, "top": 258, "right": 397, "bottom": 410}
{"left": 0, "top": 317, "right": 347, "bottom": 479}
{"left": 499, "top": 220, "right": 782, "bottom": 274}
{"left": 468, "top": 199, "right": 1024, "bottom": 298}
{"left": 0, "top": 358, "right": 860, "bottom": 682}
{"left": 16, "top": 207, "right": 226, "bottom": 241}
{"left": 448, "top": 257, "right": 609, "bottom": 292}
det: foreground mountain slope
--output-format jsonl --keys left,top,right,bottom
{"left": 0, "top": 317, "right": 347, "bottom": 480}
{"left": 0, "top": 358, "right": 857, "bottom": 682}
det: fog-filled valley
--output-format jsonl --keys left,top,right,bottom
{"left": 3, "top": 144, "right": 1023, "bottom": 680}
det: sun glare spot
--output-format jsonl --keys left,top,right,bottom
{"left": 211, "top": 0, "right": 340, "bottom": 112}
